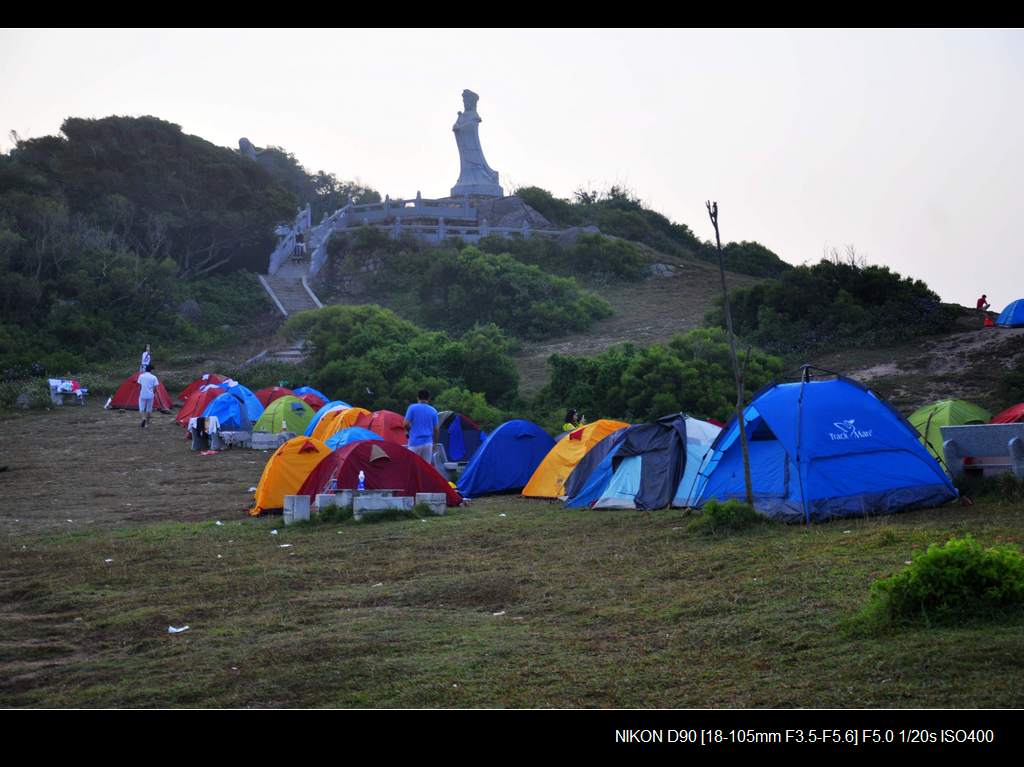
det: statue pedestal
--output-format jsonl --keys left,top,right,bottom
{"left": 450, "top": 181, "right": 503, "bottom": 197}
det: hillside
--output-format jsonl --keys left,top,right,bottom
{"left": 514, "top": 252, "right": 763, "bottom": 395}
{"left": 812, "top": 324, "right": 1024, "bottom": 413}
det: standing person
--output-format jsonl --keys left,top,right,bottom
{"left": 138, "top": 365, "right": 160, "bottom": 429}
{"left": 140, "top": 343, "right": 152, "bottom": 373}
{"left": 403, "top": 389, "right": 438, "bottom": 463}
{"left": 977, "top": 294, "right": 991, "bottom": 327}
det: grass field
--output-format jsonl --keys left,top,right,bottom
{"left": 2, "top": 401, "right": 1022, "bottom": 708}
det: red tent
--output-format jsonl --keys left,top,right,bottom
{"left": 178, "top": 373, "right": 227, "bottom": 402}
{"left": 298, "top": 440, "right": 461, "bottom": 506}
{"left": 369, "top": 409, "right": 408, "bottom": 445}
{"left": 175, "top": 385, "right": 226, "bottom": 427}
{"left": 255, "top": 386, "right": 295, "bottom": 408}
{"left": 108, "top": 372, "right": 174, "bottom": 412}
{"left": 298, "top": 392, "right": 327, "bottom": 411}
{"left": 991, "top": 404, "right": 1024, "bottom": 424}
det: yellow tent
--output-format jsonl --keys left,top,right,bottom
{"left": 249, "top": 436, "right": 333, "bottom": 516}
{"left": 522, "top": 419, "right": 629, "bottom": 499}
{"left": 310, "top": 407, "right": 372, "bottom": 442}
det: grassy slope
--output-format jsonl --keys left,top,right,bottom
{"left": 513, "top": 251, "right": 763, "bottom": 396}
{"left": 1, "top": 401, "right": 1022, "bottom": 708}
{"left": 2, "top": 497, "right": 1022, "bottom": 708}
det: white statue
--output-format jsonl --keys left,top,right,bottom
{"left": 451, "top": 90, "right": 503, "bottom": 198}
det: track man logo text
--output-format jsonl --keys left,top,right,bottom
{"left": 829, "top": 419, "right": 873, "bottom": 441}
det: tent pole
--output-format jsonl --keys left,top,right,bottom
{"left": 707, "top": 201, "right": 753, "bottom": 506}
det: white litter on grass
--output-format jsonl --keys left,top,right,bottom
{"left": 420, "top": 519, "right": 427, "bottom": 523}
{"left": 215, "top": 521, "right": 224, "bottom": 526}
{"left": 66, "top": 519, "right": 73, "bottom": 523}
{"left": 217, "top": 555, "right": 223, "bottom": 559}
{"left": 372, "top": 582, "right": 383, "bottom": 588}
{"left": 843, "top": 530, "right": 852, "bottom": 534}
{"left": 279, "top": 544, "right": 293, "bottom": 549}
{"left": 168, "top": 625, "right": 190, "bottom": 634}
{"left": 452, "top": 683, "right": 459, "bottom": 688}
{"left": 104, "top": 558, "right": 114, "bottom": 563}
{"left": 904, "top": 560, "right": 912, "bottom": 565}
{"left": 231, "top": 666, "right": 238, "bottom": 671}
{"left": 270, "top": 529, "right": 278, "bottom": 535}
{"left": 498, "top": 513, "right": 507, "bottom": 518}
{"left": 492, "top": 611, "right": 505, "bottom": 617}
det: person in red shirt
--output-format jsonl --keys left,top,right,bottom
{"left": 977, "top": 294, "right": 991, "bottom": 327}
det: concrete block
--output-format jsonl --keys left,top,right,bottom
{"left": 283, "top": 495, "right": 310, "bottom": 525}
{"left": 252, "top": 432, "right": 293, "bottom": 450}
{"left": 353, "top": 495, "right": 413, "bottom": 521}
{"left": 316, "top": 489, "right": 354, "bottom": 511}
{"left": 414, "top": 492, "right": 447, "bottom": 516}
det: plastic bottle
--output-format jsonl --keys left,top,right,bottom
{"left": 357, "top": 470, "right": 365, "bottom": 491}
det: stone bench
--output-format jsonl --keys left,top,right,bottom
{"left": 940, "top": 423, "right": 1024, "bottom": 479}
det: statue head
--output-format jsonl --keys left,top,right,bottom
{"left": 239, "top": 137, "right": 257, "bottom": 159}
{"left": 462, "top": 89, "right": 479, "bottom": 111}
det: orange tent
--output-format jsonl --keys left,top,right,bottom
{"left": 522, "top": 419, "right": 629, "bottom": 499}
{"left": 249, "top": 436, "right": 333, "bottom": 516}
{"left": 310, "top": 407, "right": 372, "bottom": 442}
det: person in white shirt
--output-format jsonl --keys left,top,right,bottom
{"left": 140, "top": 344, "right": 152, "bottom": 373}
{"left": 138, "top": 365, "right": 160, "bottom": 428}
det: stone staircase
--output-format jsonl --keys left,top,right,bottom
{"left": 252, "top": 258, "right": 324, "bottom": 367}
{"left": 263, "top": 261, "right": 321, "bottom": 316}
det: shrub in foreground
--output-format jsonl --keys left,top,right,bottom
{"left": 856, "top": 535, "right": 1024, "bottom": 630}
{"left": 689, "top": 500, "right": 768, "bottom": 536}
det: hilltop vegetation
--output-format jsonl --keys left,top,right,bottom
{"left": 321, "top": 229, "right": 616, "bottom": 341}
{"left": 708, "top": 253, "right": 960, "bottom": 356}
{"left": 516, "top": 185, "right": 792, "bottom": 278}
{"left": 0, "top": 116, "right": 373, "bottom": 376}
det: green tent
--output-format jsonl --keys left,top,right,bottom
{"left": 908, "top": 399, "right": 992, "bottom": 469}
{"left": 253, "top": 395, "right": 314, "bottom": 434}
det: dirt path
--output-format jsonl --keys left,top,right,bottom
{"left": 0, "top": 399, "right": 271, "bottom": 536}
{"left": 811, "top": 327, "right": 1024, "bottom": 412}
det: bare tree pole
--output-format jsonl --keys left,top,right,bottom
{"left": 707, "top": 201, "right": 753, "bottom": 505}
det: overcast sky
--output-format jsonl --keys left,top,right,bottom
{"left": 2, "top": 28, "right": 1022, "bottom": 308}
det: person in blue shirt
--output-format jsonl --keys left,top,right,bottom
{"left": 404, "top": 389, "right": 439, "bottom": 464}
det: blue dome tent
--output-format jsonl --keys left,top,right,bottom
{"left": 996, "top": 299, "right": 1024, "bottom": 327}
{"left": 456, "top": 420, "right": 555, "bottom": 498}
{"left": 695, "top": 371, "right": 956, "bottom": 523}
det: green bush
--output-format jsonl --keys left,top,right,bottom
{"left": 0, "top": 378, "right": 51, "bottom": 410}
{"left": 533, "top": 327, "right": 782, "bottom": 424}
{"left": 316, "top": 504, "right": 354, "bottom": 524}
{"left": 688, "top": 500, "right": 768, "bottom": 535}
{"left": 515, "top": 185, "right": 791, "bottom": 278}
{"left": 857, "top": 535, "right": 1024, "bottom": 628}
{"left": 710, "top": 258, "right": 958, "bottom": 355}
{"left": 285, "top": 305, "right": 519, "bottom": 412}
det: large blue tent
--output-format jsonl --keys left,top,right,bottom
{"left": 219, "top": 380, "right": 263, "bottom": 422}
{"left": 202, "top": 387, "right": 254, "bottom": 431}
{"left": 996, "top": 299, "right": 1024, "bottom": 327}
{"left": 696, "top": 375, "right": 956, "bottom": 522}
{"left": 456, "top": 420, "right": 555, "bottom": 498}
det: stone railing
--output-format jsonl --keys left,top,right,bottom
{"left": 272, "top": 195, "right": 564, "bottom": 279}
